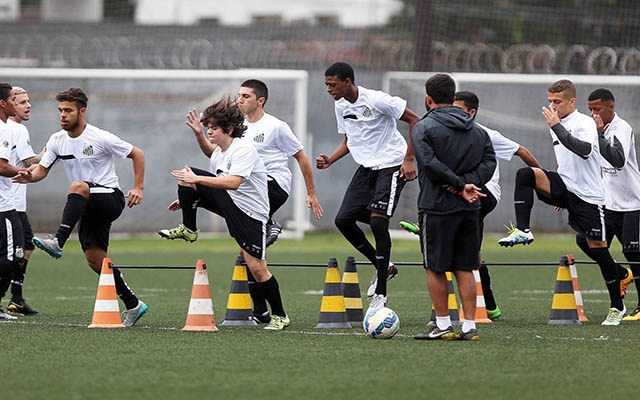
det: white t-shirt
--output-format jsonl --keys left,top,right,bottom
{"left": 7, "top": 119, "right": 36, "bottom": 212}
{"left": 0, "top": 120, "right": 16, "bottom": 212}
{"left": 40, "top": 123, "right": 133, "bottom": 189}
{"left": 243, "top": 113, "right": 303, "bottom": 194}
{"left": 334, "top": 86, "right": 408, "bottom": 169}
{"left": 550, "top": 109, "right": 604, "bottom": 205}
{"left": 209, "top": 138, "right": 269, "bottom": 223}
{"left": 600, "top": 113, "right": 640, "bottom": 212}
{"left": 478, "top": 123, "right": 520, "bottom": 202}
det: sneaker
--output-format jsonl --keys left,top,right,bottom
{"left": 620, "top": 267, "right": 634, "bottom": 297}
{"left": 264, "top": 314, "right": 290, "bottom": 330}
{"left": 366, "top": 263, "right": 399, "bottom": 297}
{"left": 7, "top": 299, "right": 39, "bottom": 315}
{"left": 251, "top": 310, "right": 271, "bottom": 324}
{"left": 265, "top": 220, "right": 283, "bottom": 248}
{"left": 122, "top": 300, "right": 148, "bottom": 327}
{"left": 622, "top": 306, "right": 640, "bottom": 321}
{"left": 399, "top": 221, "right": 420, "bottom": 235}
{"left": 486, "top": 307, "right": 501, "bottom": 320}
{"left": 498, "top": 223, "right": 534, "bottom": 247}
{"left": 601, "top": 306, "right": 625, "bottom": 326}
{"left": 33, "top": 235, "right": 63, "bottom": 259}
{"left": 366, "top": 294, "right": 387, "bottom": 314}
{"left": 0, "top": 307, "right": 18, "bottom": 320}
{"left": 158, "top": 224, "right": 199, "bottom": 243}
{"left": 414, "top": 325, "right": 458, "bottom": 340}
{"left": 458, "top": 328, "right": 480, "bottom": 341}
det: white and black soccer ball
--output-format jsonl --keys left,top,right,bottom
{"left": 363, "top": 307, "right": 400, "bottom": 339}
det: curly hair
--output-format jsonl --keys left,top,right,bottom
{"left": 200, "top": 93, "right": 247, "bottom": 138}
{"left": 56, "top": 88, "right": 88, "bottom": 110}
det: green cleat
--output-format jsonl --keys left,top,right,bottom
{"left": 486, "top": 307, "right": 502, "bottom": 320}
{"left": 399, "top": 221, "right": 420, "bottom": 235}
{"left": 158, "top": 224, "right": 199, "bottom": 243}
{"left": 264, "top": 314, "right": 290, "bottom": 330}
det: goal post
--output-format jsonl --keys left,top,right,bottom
{"left": 0, "top": 68, "right": 310, "bottom": 238}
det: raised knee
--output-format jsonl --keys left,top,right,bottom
{"left": 68, "top": 181, "right": 90, "bottom": 197}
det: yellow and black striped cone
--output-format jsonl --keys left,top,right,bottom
{"left": 548, "top": 255, "right": 581, "bottom": 325}
{"left": 316, "top": 258, "right": 351, "bottom": 328}
{"left": 221, "top": 256, "right": 258, "bottom": 326}
{"left": 429, "top": 271, "right": 461, "bottom": 325}
{"left": 341, "top": 256, "right": 364, "bottom": 324}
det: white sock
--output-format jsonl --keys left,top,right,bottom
{"left": 435, "top": 316, "right": 451, "bottom": 330}
{"left": 462, "top": 319, "right": 476, "bottom": 332}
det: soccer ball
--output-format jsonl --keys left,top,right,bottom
{"left": 363, "top": 307, "right": 400, "bottom": 339}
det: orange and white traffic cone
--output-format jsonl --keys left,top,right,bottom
{"left": 183, "top": 259, "right": 218, "bottom": 331}
{"left": 88, "top": 258, "right": 124, "bottom": 328}
{"left": 460, "top": 269, "right": 492, "bottom": 324}
{"left": 567, "top": 254, "right": 588, "bottom": 322}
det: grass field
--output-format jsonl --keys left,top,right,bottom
{"left": 4, "top": 232, "right": 639, "bottom": 400}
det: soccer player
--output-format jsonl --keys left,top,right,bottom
{"left": 13, "top": 88, "right": 148, "bottom": 327}
{"left": 316, "top": 62, "right": 420, "bottom": 311}
{"left": 412, "top": 74, "right": 496, "bottom": 341}
{"left": 0, "top": 83, "right": 27, "bottom": 320}
{"left": 498, "top": 80, "right": 626, "bottom": 325}
{"left": 582, "top": 88, "right": 640, "bottom": 321}
{"left": 6, "top": 87, "right": 42, "bottom": 315}
{"left": 159, "top": 94, "right": 290, "bottom": 330}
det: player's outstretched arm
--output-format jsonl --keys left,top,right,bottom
{"left": 293, "top": 149, "right": 323, "bottom": 219}
{"left": 399, "top": 107, "right": 420, "bottom": 181}
{"left": 11, "top": 163, "right": 47, "bottom": 183}
{"left": 515, "top": 146, "right": 542, "bottom": 168}
{"left": 186, "top": 108, "right": 217, "bottom": 158}
{"left": 125, "top": 146, "right": 145, "bottom": 207}
{"left": 315, "top": 136, "right": 349, "bottom": 170}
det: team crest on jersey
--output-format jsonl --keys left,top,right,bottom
{"left": 2, "top": 140, "right": 8, "bottom": 148}
{"left": 362, "top": 105, "right": 372, "bottom": 117}
{"left": 254, "top": 133, "right": 265, "bottom": 143}
{"left": 83, "top": 144, "right": 94, "bottom": 156}
{"left": 227, "top": 160, "right": 232, "bottom": 170}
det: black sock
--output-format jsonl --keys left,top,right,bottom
{"left": 370, "top": 216, "right": 390, "bottom": 296}
{"left": 514, "top": 168, "right": 535, "bottom": 231}
{"left": 178, "top": 185, "right": 199, "bottom": 231}
{"left": 56, "top": 193, "right": 86, "bottom": 248}
{"left": 258, "top": 275, "right": 285, "bottom": 317}
{"left": 590, "top": 247, "right": 624, "bottom": 310}
{"left": 479, "top": 262, "right": 497, "bottom": 310}
{"left": 10, "top": 259, "right": 27, "bottom": 301}
{"left": 335, "top": 217, "right": 377, "bottom": 265}
{"left": 112, "top": 267, "right": 139, "bottom": 310}
{"left": 246, "top": 266, "right": 268, "bottom": 314}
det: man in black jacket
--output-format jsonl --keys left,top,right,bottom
{"left": 412, "top": 74, "right": 496, "bottom": 341}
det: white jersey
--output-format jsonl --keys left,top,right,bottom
{"left": 549, "top": 109, "right": 604, "bottom": 205}
{"left": 334, "top": 86, "right": 408, "bottom": 169}
{"left": 40, "top": 123, "right": 133, "bottom": 189}
{"left": 243, "top": 113, "right": 303, "bottom": 194}
{"left": 600, "top": 113, "right": 640, "bottom": 211}
{"left": 478, "top": 123, "right": 519, "bottom": 202}
{"left": 7, "top": 119, "right": 36, "bottom": 212}
{"left": 0, "top": 120, "right": 16, "bottom": 212}
{"left": 209, "top": 138, "right": 269, "bottom": 223}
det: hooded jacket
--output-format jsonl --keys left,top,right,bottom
{"left": 412, "top": 105, "right": 496, "bottom": 215}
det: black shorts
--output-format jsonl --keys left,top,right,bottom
{"left": 605, "top": 209, "right": 640, "bottom": 254}
{"left": 267, "top": 177, "right": 289, "bottom": 219}
{"left": 537, "top": 170, "right": 606, "bottom": 241}
{"left": 17, "top": 212, "right": 35, "bottom": 251}
{"left": 0, "top": 209, "right": 25, "bottom": 260}
{"left": 479, "top": 188, "right": 498, "bottom": 243}
{"left": 78, "top": 183, "right": 125, "bottom": 252}
{"left": 418, "top": 210, "right": 481, "bottom": 272}
{"left": 336, "top": 165, "right": 406, "bottom": 223}
{"left": 192, "top": 167, "right": 266, "bottom": 260}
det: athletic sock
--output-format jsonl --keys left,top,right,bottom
{"left": 513, "top": 167, "right": 536, "bottom": 231}
{"left": 435, "top": 316, "right": 452, "bottom": 330}
{"left": 334, "top": 217, "right": 377, "bottom": 265}
{"left": 462, "top": 319, "right": 477, "bottom": 333}
{"left": 177, "top": 185, "right": 200, "bottom": 231}
{"left": 246, "top": 266, "right": 268, "bottom": 314}
{"left": 590, "top": 247, "right": 624, "bottom": 310}
{"left": 112, "top": 267, "right": 139, "bottom": 310}
{"left": 10, "top": 259, "right": 27, "bottom": 301}
{"left": 56, "top": 193, "right": 86, "bottom": 248}
{"left": 370, "top": 216, "right": 391, "bottom": 296}
{"left": 479, "top": 262, "right": 497, "bottom": 310}
{"left": 258, "top": 275, "right": 285, "bottom": 317}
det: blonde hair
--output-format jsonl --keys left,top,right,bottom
{"left": 12, "top": 86, "right": 27, "bottom": 95}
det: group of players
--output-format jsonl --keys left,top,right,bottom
{"left": 1, "top": 63, "right": 639, "bottom": 338}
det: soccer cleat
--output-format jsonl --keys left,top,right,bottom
{"left": 32, "top": 235, "right": 63, "bottom": 259}
{"left": 7, "top": 299, "right": 39, "bottom": 315}
{"left": 122, "top": 301, "right": 148, "bottom": 327}
{"left": 601, "top": 306, "right": 625, "bottom": 326}
{"left": 366, "top": 263, "right": 399, "bottom": 297}
{"left": 366, "top": 294, "right": 388, "bottom": 314}
{"left": 265, "top": 220, "right": 283, "bottom": 248}
{"left": 264, "top": 314, "right": 290, "bottom": 330}
{"left": 414, "top": 325, "right": 458, "bottom": 340}
{"left": 399, "top": 221, "right": 420, "bottom": 235}
{"left": 0, "top": 307, "right": 18, "bottom": 320}
{"left": 458, "top": 328, "right": 480, "bottom": 341}
{"left": 252, "top": 310, "right": 271, "bottom": 324}
{"left": 158, "top": 224, "right": 199, "bottom": 243}
{"left": 622, "top": 306, "right": 640, "bottom": 321}
{"left": 620, "top": 268, "right": 633, "bottom": 297}
{"left": 486, "top": 307, "right": 501, "bottom": 320}
{"left": 498, "top": 223, "right": 534, "bottom": 247}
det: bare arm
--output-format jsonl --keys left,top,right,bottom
{"left": 0, "top": 158, "right": 26, "bottom": 178}
{"left": 515, "top": 146, "right": 542, "bottom": 168}
{"left": 172, "top": 165, "right": 243, "bottom": 190}
{"left": 21, "top": 149, "right": 44, "bottom": 167}
{"left": 292, "top": 149, "right": 323, "bottom": 219}
{"left": 11, "top": 163, "right": 48, "bottom": 183}
{"left": 125, "top": 146, "right": 145, "bottom": 207}
{"left": 315, "top": 136, "right": 349, "bottom": 169}
{"left": 186, "top": 108, "right": 216, "bottom": 158}
{"left": 399, "top": 107, "right": 420, "bottom": 181}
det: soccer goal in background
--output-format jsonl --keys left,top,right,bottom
{"left": 383, "top": 72, "right": 640, "bottom": 233}
{"left": 0, "top": 68, "right": 310, "bottom": 238}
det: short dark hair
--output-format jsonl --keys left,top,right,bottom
{"left": 56, "top": 88, "right": 88, "bottom": 110}
{"left": 588, "top": 88, "right": 615, "bottom": 103}
{"left": 454, "top": 91, "right": 479, "bottom": 112}
{"left": 425, "top": 74, "right": 455, "bottom": 104}
{"left": 548, "top": 79, "right": 576, "bottom": 98}
{"left": 0, "top": 83, "right": 12, "bottom": 102}
{"left": 200, "top": 93, "right": 247, "bottom": 138}
{"left": 241, "top": 79, "right": 269, "bottom": 106}
{"left": 325, "top": 62, "right": 355, "bottom": 83}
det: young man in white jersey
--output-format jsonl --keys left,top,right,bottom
{"left": 498, "top": 80, "right": 625, "bottom": 325}
{"left": 0, "top": 83, "right": 27, "bottom": 320}
{"left": 159, "top": 95, "right": 290, "bottom": 330}
{"left": 581, "top": 88, "right": 640, "bottom": 321}
{"left": 316, "top": 62, "right": 420, "bottom": 311}
{"left": 13, "top": 88, "right": 148, "bottom": 327}
{"left": 6, "top": 87, "right": 42, "bottom": 315}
